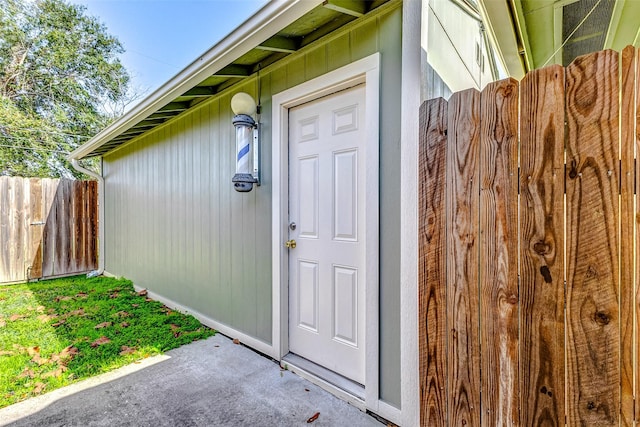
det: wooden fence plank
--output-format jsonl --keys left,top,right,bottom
{"left": 519, "top": 64, "right": 566, "bottom": 426}
{"left": 479, "top": 78, "right": 519, "bottom": 426}
{"left": 87, "top": 181, "right": 97, "bottom": 271}
{"left": 72, "top": 180, "right": 84, "bottom": 272}
{"left": 620, "top": 45, "right": 635, "bottom": 427}
{"left": 40, "top": 178, "right": 57, "bottom": 278}
{"left": 28, "top": 178, "right": 44, "bottom": 280}
{"left": 565, "top": 49, "right": 620, "bottom": 425}
{"left": 0, "top": 177, "right": 11, "bottom": 281}
{"left": 53, "top": 179, "right": 71, "bottom": 276}
{"left": 16, "top": 178, "right": 28, "bottom": 282}
{"left": 8, "top": 177, "right": 26, "bottom": 282}
{"left": 633, "top": 45, "right": 640, "bottom": 423}
{"left": 419, "top": 97, "right": 448, "bottom": 426}
{"left": 446, "top": 89, "right": 481, "bottom": 427}
{"left": 0, "top": 178, "right": 6, "bottom": 280}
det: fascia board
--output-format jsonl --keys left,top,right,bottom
{"left": 69, "top": 0, "right": 324, "bottom": 160}
{"left": 478, "top": 0, "right": 526, "bottom": 79}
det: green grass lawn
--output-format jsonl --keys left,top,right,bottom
{"left": 0, "top": 275, "right": 215, "bottom": 408}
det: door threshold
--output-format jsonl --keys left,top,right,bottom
{"left": 281, "top": 353, "right": 365, "bottom": 407}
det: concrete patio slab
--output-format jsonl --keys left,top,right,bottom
{"left": 0, "top": 334, "right": 384, "bottom": 427}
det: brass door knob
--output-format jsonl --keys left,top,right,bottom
{"left": 285, "top": 239, "right": 296, "bottom": 249}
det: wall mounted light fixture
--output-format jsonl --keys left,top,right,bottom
{"left": 231, "top": 92, "right": 260, "bottom": 192}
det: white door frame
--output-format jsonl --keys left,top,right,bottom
{"left": 271, "top": 53, "right": 380, "bottom": 412}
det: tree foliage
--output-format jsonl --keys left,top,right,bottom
{"left": 0, "top": 0, "right": 133, "bottom": 177}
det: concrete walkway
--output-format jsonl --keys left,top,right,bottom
{"left": 0, "top": 334, "right": 383, "bottom": 427}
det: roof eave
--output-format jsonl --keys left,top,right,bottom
{"left": 478, "top": 0, "right": 527, "bottom": 79}
{"left": 69, "top": 0, "right": 324, "bottom": 161}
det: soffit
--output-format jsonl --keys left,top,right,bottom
{"left": 81, "top": 0, "right": 392, "bottom": 158}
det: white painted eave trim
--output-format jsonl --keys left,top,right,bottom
{"left": 401, "top": 0, "right": 420, "bottom": 425}
{"left": 68, "top": 0, "right": 324, "bottom": 161}
{"left": 477, "top": 0, "right": 526, "bottom": 79}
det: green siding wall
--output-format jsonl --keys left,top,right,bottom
{"left": 103, "top": 3, "right": 402, "bottom": 408}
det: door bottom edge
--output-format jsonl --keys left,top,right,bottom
{"left": 281, "top": 353, "right": 366, "bottom": 409}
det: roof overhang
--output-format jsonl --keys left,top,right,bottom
{"left": 69, "top": 0, "right": 330, "bottom": 159}
{"left": 480, "top": 0, "right": 640, "bottom": 77}
{"left": 477, "top": 0, "right": 527, "bottom": 79}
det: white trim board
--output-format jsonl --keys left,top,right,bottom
{"left": 401, "top": 0, "right": 421, "bottom": 426}
{"left": 271, "top": 53, "right": 389, "bottom": 422}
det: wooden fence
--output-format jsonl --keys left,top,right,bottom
{"left": 419, "top": 46, "right": 639, "bottom": 426}
{"left": 0, "top": 177, "right": 98, "bottom": 284}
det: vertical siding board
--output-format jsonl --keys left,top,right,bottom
{"left": 419, "top": 98, "right": 448, "bottom": 426}
{"left": 479, "top": 78, "right": 519, "bottom": 426}
{"left": 153, "top": 127, "right": 160, "bottom": 275}
{"left": 243, "top": 188, "right": 257, "bottom": 337}
{"left": 170, "top": 122, "right": 180, "bottom": 286}
{"left": 184, "top": 113, "right": 195, "bottom": 302}
{"left": 200, "top": 105, "right": 211, "bottom": 311}
{"left": 195, "top": 105, "right": 204, "bottom": 300}
{"left": 270, "top": 64, "right": 287, "bottom": 96}
{"left": 104, "top": 158, "right": 113, "bottom": 272}
{"left": 134, "top": 142, "right": 142, "bottom": 277}
{"left": 209, "top": 100, "right": 223, "bottom": 319}
{"left": 304, "top": 45, "right": 328, "bottom": 81}
{"left": 219, "top": 96, "right": 233, "bottom": 325}
{"left": 350, "top": 16, "right": 378, "bottom": 60}
{"left": 146, "top": 139, "right": 152, "bottom": 281}
{"left": 156, "top": 127, "right": 167, "bottom": 284}
{"left": 565, "top": 49, "right": 620, "bottom": 425}
{"left": 286, "top": 56, "right": 305, "bottom": 89}
{"left": 519, "top": 64, "right": 566, "bottom": 426}
{"left": 446, "top": 89, "right": 481, "bottom": 426}
{"left": 256, "top": 75, "right": 273, "bottom": 342}
{"left": 179, "top": 118, "right": 188, "bottom": 292}
{"left": 620, "top": 45, "right": 635, "bottom": 427}
{"left": 326, "top": 33, "right": 351, "bottom": 71}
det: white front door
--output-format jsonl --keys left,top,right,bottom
{"left": 288, "top": 84, "right": 367, "bottom": 385}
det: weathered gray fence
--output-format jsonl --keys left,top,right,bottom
{"left": 0, "top": 176, "right": 98, "bottom": 283}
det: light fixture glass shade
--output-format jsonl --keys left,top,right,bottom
{"left": 231, "top": 92, "right": 257, "bottom": 116}
{"left": 232, "top": 114, "right": 258, "bottom": 192}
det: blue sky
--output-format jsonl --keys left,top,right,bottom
{"left": 72, "top": 0, "right": 268, "bottom": 96}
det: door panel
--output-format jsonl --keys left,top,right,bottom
{"left": 288, "top": 84, "right": 366, "bottom": 384}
